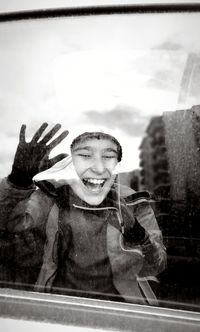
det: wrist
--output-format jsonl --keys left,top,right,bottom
{"left": 8, "top": 166, "right": 33, "bottom": 187}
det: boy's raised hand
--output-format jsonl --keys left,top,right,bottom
{"left": 9, "top": 123, "right": 69, "bottom": 187}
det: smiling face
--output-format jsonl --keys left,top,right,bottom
{"left": 70, "top": 137, "right": 119, "bottom": 205}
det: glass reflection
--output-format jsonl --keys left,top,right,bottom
{"left": 0, "top": 12, "right": 200, "bottom": 311}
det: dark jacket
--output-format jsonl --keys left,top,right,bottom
{"left": 0, "top": 177, "right": 166, "bottom": 305}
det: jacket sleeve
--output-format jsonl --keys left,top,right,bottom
{"left": 123, "top": 197, "right": 167, "bottom": 277}
{"left": 0, "top": 177, "right": 35, "bottom": 230}
{"left": 0, "top": 177, "right": 54, "bottom": 232}
{"left": 0, "top": 177, "right": 53, "bottom": 284}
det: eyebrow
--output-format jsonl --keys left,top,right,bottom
{"left": 72, "top": 146, "right": 92, "bottom": 152}
{"left": 102, "top": 148, "right": 118, "bottom": 155}
{"left": 72, "top": 146, "right": 118, "bottom": 154}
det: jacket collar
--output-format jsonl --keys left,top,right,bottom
{"left": 56, "top": 184, "right": 120, "bottom": 210}
{"left": 36, "top": 180, "right": 120, "bottom": 210}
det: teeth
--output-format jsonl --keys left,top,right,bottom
{"left": 82, "top": 178, "right": 106, "bottom": 192}
{"left": 86, "top": 178, "right": 105, "bottom": 185}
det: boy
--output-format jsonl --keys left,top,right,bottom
{"left": 0, "top": 123, "right": 166, "bottom": 305}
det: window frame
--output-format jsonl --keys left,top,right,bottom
{"left": 0, "top": 3, "right": 200, "bottom": 330}
{"left": 0, "top": 288, "right": 200, "bottom": 331}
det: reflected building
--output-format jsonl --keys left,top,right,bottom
{"left": 139, "top": 105, "right": 200, "bottom": 306}
{"left": 118, "top": 169, "right": 140, "bottom": 191}
{"left": 139, "top": 116, "right": 172, "bottom": 237}
{"left": 164, "top": 105, "right": 200, "bottom": 243}
{"left": 140, "top": 105, "right": 200, "bottom": 242}
{"left": 178, "top": 53, "right": 200, "bottom": 105}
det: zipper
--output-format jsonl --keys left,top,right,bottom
{"left": 126, "top": 198, "right": 148, "bottom": 206}
{"left": 72, "top": 204, "right": 118, "bottom": 211}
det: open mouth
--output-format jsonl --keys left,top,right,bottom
{"left": 82, "top": 178, "right": 107, "bottom": 192}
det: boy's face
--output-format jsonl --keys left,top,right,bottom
{"left": 70, "top": 137, "right": 119, "bottom": 205}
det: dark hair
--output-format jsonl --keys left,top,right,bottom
{"left": 70, "top": 131, "right": 122, "bottom": 162}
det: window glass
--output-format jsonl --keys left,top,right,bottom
{"left": 0, "top": 12, "right": 200, "bottom": 312}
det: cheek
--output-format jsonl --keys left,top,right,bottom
{"left": 107, "top": 160, "right": 118, "bottom": 173}
{"left": 72, "top": 158, "right": 89, "bottom": 177}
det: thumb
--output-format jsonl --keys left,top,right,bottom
{"left": 41, "top": 153, "right": 68, "bottom": 171}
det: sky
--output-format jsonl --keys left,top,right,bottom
{"left": 0, "top": 11, "right": 200, "bottom": 177}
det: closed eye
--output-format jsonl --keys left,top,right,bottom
{"left": 78, "top": 154, "right": 91, "bottom": 158}
{"left": 103, "top": 155, "right": 116, "bottom": 159}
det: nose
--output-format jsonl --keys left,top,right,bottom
{"left": 91, "top": 156, "right": 105, "bottom": 174}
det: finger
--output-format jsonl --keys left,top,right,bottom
{"left": 39, "top": 123, "right": 62, "bottom": 145}
{"left": 31, "top": 122, "right": 49, "bottom": 143}
{"left": 44, "top": 153, "right": 69, "bottom": 170}
{"left": 19, "top": 124, "right": 26, "bottom": 143}
{"left": 48, "top": 130, "right": 69, "bottom": 150}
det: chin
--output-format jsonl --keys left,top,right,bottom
{"left": 81, "top": 186, "right": 108, "bottom": 205}
{"left": 84, "top": 183, "right": 113, "bottom": 206}
{"left": 70, "top": 178, "right": 113, "bottom": 206}
{"left": 84, "top": 194, "right": 106, "bottom": 206}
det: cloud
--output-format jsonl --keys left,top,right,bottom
{"left": 147, "top": 69, "right": 177, "bottom": 91}
{"left": 153, "top": 41, "right": 183, "bottom": 50}
{"left": 84, "top": 105, "right": 150, "bottom": 137}
{"left": 145, "top": 49, "right": 188, "bottom": 92}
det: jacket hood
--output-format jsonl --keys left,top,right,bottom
{"left": 33, "top": 156, "right": 77, "bottom": 188}
{"left": 33, "top": 155, "right": 135, "bottom": 199}
{"left": 35, "top": 178, "right": 136, "bottom": 202}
